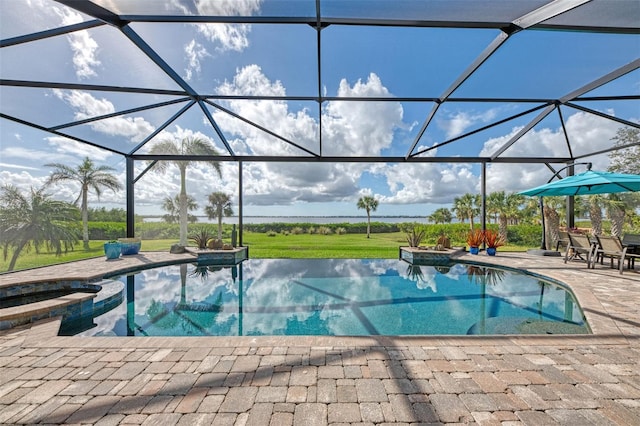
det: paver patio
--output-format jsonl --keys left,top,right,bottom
{"left": 1, "top": 251, "right": 639, "bottom": 425}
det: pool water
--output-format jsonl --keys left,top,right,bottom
{"left": 66, "top": 259, "right": 589, "bottom": 336}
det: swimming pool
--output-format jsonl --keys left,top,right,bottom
{"left": 65, "top": 259, "right": 589, "bottom": 336}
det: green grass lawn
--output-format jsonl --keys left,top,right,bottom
{"left": 0, "top": 232, "right": 529, "bottom": 273}
{"left": 243, "top": 232, "right": 406, "bottom": 258}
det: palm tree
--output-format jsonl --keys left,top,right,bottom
{"left": 0, "top": 185, "right": 81, "bottom": 271}
{"left": 357, "top": 195, "right": 379, "bottom": 238}
{"left": 45, "top": 157, "right": 122, "bottom": 250}
{"left": 492, "top": 192, "right": 524, "bottom": 243}
{"left": 485, "top": 191, "right": 503, "bottom": 224}
{"left": 162, "top": 195, "right": 199, "bottom": 224}
{"left": 506, "top": 193, "right": 525, "bottom": 223}
{"left": 606, "top": 194, "right": 628, "bottom": 238}
{"left": 543, "top": 197, "right": 565, "bottom": 250}
{"left": 427, "top": 207, "right": 452, "bottom": 224}
{"left": 453, "top": 193, "right": 480, "bottom": 230}
{"left": 582, "top": 195, "right": 605, "bottom": 236}
{"left": 205, "top": 192, "right": 233, "bottom": 241}
{"left": 521, "top": 196, "right": 541, "bottom": 225}
{"left": 147, "top": 136, "right": 221, "bottom": 245}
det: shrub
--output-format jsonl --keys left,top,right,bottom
{"left": 406, "top": 226, "right": 426, "bottom": 247}
{"left": 466, "top": 229, "right": 484, "bottom": 247}
{"left": 88, "top": 222, "right": 125, "bottom": 240}
{"left": 317, "top": 226, "right": 332, "bottom": 235}
{"left": 242, "top": 222, "right": 400, "bottom": 234}
{"left": 506, "top": 225, "right": 541, "bottom": 246}
{"left": 335, "top": 227, "right": 347, "bottom": 235}
{"left": 266, "top": 230, "right": 277, "bottom": 237}
{"left": 484, "top": 229, "right": 506, "bottom": 248}
{"left": 189, "top": 227, "right": 213, "bottom": 249}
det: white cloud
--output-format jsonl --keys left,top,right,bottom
{"left": 379, "top": 163, "right": 478, "bottom": 204}
{"left": 0, "top": 162, "right": 39, "bottom": 171}
{"left": 0, "top": 146, "right": 66, "bottom": 164}
{"left": 323, "top": 73, "right": 403, "bottom": 156}
{"left": 209, "top": 66, "right": 406, "bottom": 206}
{"left": 193, "top": 0, "right": 262, "bottom": 52}
{"left": 481, "top": 111, "right": 620, "bottom": 193}
{"left": 52, "top": 90, "right": 155, "bottom": 143}
{"left": 52, "top": 6, "right": 101, "bottom": 79}
{"left": 46, "top": 136, "right": 115, "bottom": 161}
{"left": 184, "top": 39, "right": 210, "bottom": 80}
{"left": 215, "top": 65, "right": 316, "bottom": 155}
{"left": 0, "top": 170, "right": 46, "bottom": 191}
{"left": 437, "top": 108, "right": 499, "bottom": 139}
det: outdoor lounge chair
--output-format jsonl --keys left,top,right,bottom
{"left": 556, "top": 230, "right": 570, "bottom": 252}
{"left": 564, "top": 232, "right": 595, "bottom": 267}
{"left": 622, "top": 233, "right": 640, "bottom": 268}
{"left": 594, "top": 234, "right": 640, "bottom": 274}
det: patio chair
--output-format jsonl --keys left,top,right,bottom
{"left": 622, "top": 233, "right": 640, "bottom": 247}
{"left": 564, "top": 232, "right": 595, "bottom": 268}
{"left": 556, "top": 230, "right": 570, "bottom": 252}
{"left": 622, "top": 233, "right": 640, "bottom": 268}
{"left": 594, "top": 234, "right": 640, "bottom": 274}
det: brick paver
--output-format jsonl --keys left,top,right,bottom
{"left": 1, "top": 252, "right": 639, "bottom": 424}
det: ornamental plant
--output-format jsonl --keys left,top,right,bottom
{"left": 406, "top": 226, "right": 426, "bottom": 247}
{"left": 484, "top": 229, "right": 506, "bottom": 248}
{"left": 466, "top": 229, "right": 484, "bottom": 248}
{"left": 189, "top": 227, "right": 213, "bottom": 249}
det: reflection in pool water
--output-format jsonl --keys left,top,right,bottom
{"left": 66, "top": 259, "right": 589, "bottom": 336}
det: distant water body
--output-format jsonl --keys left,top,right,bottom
{"left": 144, "top": 216, "right": 428, "bottom": 224}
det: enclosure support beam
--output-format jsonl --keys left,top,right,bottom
{"left": 566, "top": 163, "right": 575, "bottom": 230}
{"left": 239, "top": 161, "right": 244, "bottom": 247}
{"left": 481, "top": 162, "right": 487, "bottom": 250}
{"left": 126, "top": 157, "right": 135, "bottom": 238}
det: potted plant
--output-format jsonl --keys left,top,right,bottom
{"left": 484, "top": 229, "right": 505, "bottom": 256}
{"left": 466, "top": 229, "right": 484, "bottom": 255}
{"left": 104, "top": 240, "right": 122, "bottom": 260}
{"left": 118, "top": 237, "right": 141, "bottom": 255}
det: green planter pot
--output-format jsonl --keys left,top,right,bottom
{"left": 104, "top": 242, "right": 122, "bottom": 259}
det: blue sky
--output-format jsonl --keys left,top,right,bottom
{"left": 1, "top": 0, "right": 638, "bottom": 217}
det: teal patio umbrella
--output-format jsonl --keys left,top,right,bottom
{"left": 519, "top": 167, "right": 640, "bottom": 251}
{"left": 519, "top": 170, "right": 640, "bottom": 197}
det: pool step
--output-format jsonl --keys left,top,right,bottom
{"left": 0, "top": 292, "right": 96, "bottom": 330}
{"left": 0, "top": 279, "right": 124, "bottom": 331}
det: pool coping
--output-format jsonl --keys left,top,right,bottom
{"left": 2, "top": 250, "right": 637, "bottom": 347}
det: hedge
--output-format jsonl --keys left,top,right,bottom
{"left": 243, "top": 221, "right": 400, "bottom": 234}
{"left": 88, "top": 222, "right": 234, "bottom": 240}
{"left": 87, "top": 222, "right": 126, "bottom": 240}
{"left": 87, "top": 221, "right": 542, "bottom": 247}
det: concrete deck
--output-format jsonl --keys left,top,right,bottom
{"left": 1, "top": 251, "right": 639, "bottom": 425}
